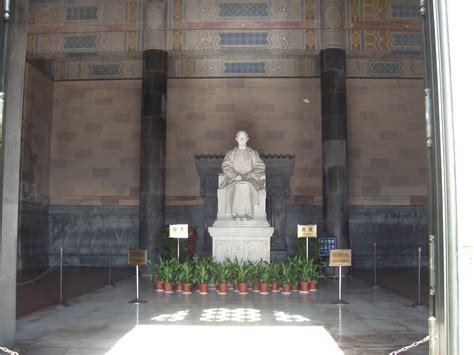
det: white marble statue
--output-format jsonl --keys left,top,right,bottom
{"left": 220, "top": 131, "right": 266, "bottom": 220}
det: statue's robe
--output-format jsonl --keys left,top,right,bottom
{"left": 220, "top": 147, "right": 265, "bottom": 219}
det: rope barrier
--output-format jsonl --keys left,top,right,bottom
{"left": 389, "top": 335, "right": 430, "bottom": 354}
{"left": 16, "top": 258, "right": 60, "bottom": 286}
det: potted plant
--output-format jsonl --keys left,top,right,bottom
{"left": 269, "top": 262, "right": 281, "bottom": 292}
{"left": 235, "top": 261, "right": 251, "bottom": 294}
{"left": 259, "top": 263, "right": 270, "bottom": 295}
{"left": 249, "top": 261, "right": 261, "bottom": 292}
{"left": 180, "top": 260, "right": 194, "bottom": 294}
{"left": 228, "top": 258, "right": 240, "bottom": 293}
{"left": 299, "top": 260, "right": 314, "bottom": 294}
{"left": 161, "top": 258, "right": 176, "bottom": 294}
{"left": 148, "top": 259, "right": 164, "bottom": 292}
{"left": 310, "top": 262, "right": 325, "bottom": 291}
{"left": 289, "top": 257, "right": 302, "bottom": 292}
{"left": 194, "top": 258, "right": 211, "bottom": 294}
{"left": 280, "top": 262, "right": 293, "bottom": 295}
{"left": 213, "top": 261, "right": 231, "bottom": 294}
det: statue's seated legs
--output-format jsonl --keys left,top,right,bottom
{"left": 226, "top": 181, "right": 257, "bottom": 220}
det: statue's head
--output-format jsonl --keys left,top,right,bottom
{"left": 235, "top": 130, "right": 249, "bottom": 146}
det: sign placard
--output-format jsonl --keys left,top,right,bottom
{"left": 319, "top": 236, "right": 337, "bottom": 257}
{"left": 297, "top": 224, "right": 317, "bottom": 238}
{"left": 170, "top": 224, "right": 189, "bottom": 239}
{"left": 329, "top": 249, "right": 352, "bottom": 267}
{"left": 128, "top": 249, "right": 147, "bottom": 265}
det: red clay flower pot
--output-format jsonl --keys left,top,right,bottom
{"left": 282, "top": 284, "right": 291, "bottom": 294}
{"left": 155, "top": 281, "right": 164, "bottom": 292}
{"left": 164, "top": 282, "right": 173, "bottom": 293}
{"left": 218, "top": 283, "right": 228, "bottom": 294}
{"left": 309, "top": 280, "right": 317, "bottom": 291}
{"left": 271, "top": 282, "right": 279, "bottom": 292}
{"left": 198, "top": 283, "right": 208, "bottom": 294}
{"left": 176, "top": 283, "right": 183, "bottom": 292}
{"left": 260, "top": 282, "right": 269, "bottom": 294}
{"left": 299, "top": 281, "right": 310, "bottom": 294}
{"left": 238, "top": 283, "right": 248, "bottom": 294}
{"left": 182, "top": 283, "right": 192, "bottom": 294}
{"left": 253, "top": 282, "right": 260, "bottom": 292}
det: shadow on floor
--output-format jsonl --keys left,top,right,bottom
{"left": 16, "top": 266, "right": 135, "bottom": 318}
{"left": 353, "top": 267, "right": 429, "bottom": 305}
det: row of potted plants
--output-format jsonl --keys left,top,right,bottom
{"left": 148, "top": 256, "right": 324, "bottom": 295}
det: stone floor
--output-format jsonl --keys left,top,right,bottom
{"left": 14, "top": 275, "right": 429, "bottom": 355}
{"left": 17, "top": 267, "right": 135, "bottom": 318}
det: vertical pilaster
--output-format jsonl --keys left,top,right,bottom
{"left": 320, "top": 1, "right": 349, "bottom": 251}
{"left": 0, "top": 0, "right": 28, "bottom": 347}
{"left": 139, "top": 49, "right": 167, "bottom": 263}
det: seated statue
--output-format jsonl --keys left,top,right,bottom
{"left": 220, "top": 130, "right": 266, "bottom": 220}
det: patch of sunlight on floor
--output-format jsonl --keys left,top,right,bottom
{"left": 105, "top": 325, "right": 345, "bottom": 355}
{"left": 199, "top": 308, "right": 262, "bottom": 323}
{"left": 151, "top": 310, "right": 190, "bottom": 322}
{"left": 274, "top": 311, "right": 311, "bottom": 322}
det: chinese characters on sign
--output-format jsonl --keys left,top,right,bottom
{"left": 169, "top": 224, "right": 189, "bottom": 239}
{"left": 297, "top": 224, "right": 317, "bottom": 238}
{"left": 128, "top": 249, "right": 147, "bottom": 265}
{"left": 319, "top": 236, "right": 337, "bottom": 257}
{"left": 329, "top": 249, "right": 352, "bottom": 267}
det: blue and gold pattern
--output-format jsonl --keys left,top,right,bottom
{"left": 89, "top": 64, "right": 122, "bottom": 78}
{"left": 64, "top": 35, "right": 98, "bottom": 50}
{"left": 219, "top": 3, "right": 268, "bottom": 18}
{"left": 391, "top": 3, "right": 419, "bottom": 20}
{"left": 219, "top": 32, "right": 269, "bottom": 46}
{"left": 65, "top": 6, "right": 98, "bottom": 21}
{"left": 368, "top": 61, "right": 402, "bottom": 76}
{"left": 224, "top": 62, "right": 266, "bottom": 74}
{"left": 390, "top": 32, "right": 422, "bottom": 49}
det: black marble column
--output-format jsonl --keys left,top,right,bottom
{"left": 140, "top": 49, "right": 167, "bottom": 263}
{"left": 320, "top": 48, "right": 349, "bottom": 251}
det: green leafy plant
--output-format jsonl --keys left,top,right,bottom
{"left": 160, "top": 258, "right": 177, "bottom": 283}
{"left": 288, "top": 256, "right": 303, "bottom": 284}
{"left": 235, "top": 261, "right": 252, "bottom": 284}
{"left": 259, "top": 262, "right": 271, "bottom": 284}
{"left": 268, "top": 262, "right": 281, "bottom": 283}
{"left": 280, "top": 262, "right": 293, "bottom": 285}
{"left": 213, "top": 261, "right": 231, "bottom": 284}
{"left": 179, "top": 260, "right": 194, "bottom": 284}
{"left": 194, "top": 257, "right": 212, "bottom": 285}
{"left": 147, "top": 259, "right": 161, "bottom": 282}
{"left": 300, "top": 259, "right": 315, "bottom": 282}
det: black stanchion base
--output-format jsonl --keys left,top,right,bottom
{"left": 56, "top": 302, "right": 69, "bottom": 308}
{"left": 371, "top": 284, "right": 380, "bottom": 289}
{"left": 128, "top": 299, "right": 148, "bottom": 304}
{"left": 106, "top": 283, "right": 115, "bottom": 288}
{"left": 411, "top": 302, "right": 426, "bottom": 308}
{"left": 331, "top": 299, "right": 349, "bottom": 305}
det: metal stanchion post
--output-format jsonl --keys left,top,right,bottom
{"left": 56, "top": 246, "right": 69, "bottom": 308}
{"left": 106, "top": 243, "right": 115, "bottom": 288}
{"left": 412, "top": 246, "right": 424, "bottom": 308}
{"left": 129, "top": 264, "right": 147, "bottom": 304}
{"left": 372, "top": 242, "right": 379, "bottom": 288}
{"left": 306, "top": 237, "right": 309, "bottom": 261}
{"left": 331, "top": 266, "right": 349, "bottom": 305}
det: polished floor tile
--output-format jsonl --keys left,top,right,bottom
{"left": 15, "top": 275, "right": 429, "bottom": 354}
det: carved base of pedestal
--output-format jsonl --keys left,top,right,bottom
{"left": 208, "top": 222, "right": 274, "bottom": 262}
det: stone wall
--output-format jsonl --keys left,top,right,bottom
{"left": 347, "top": 78, "right": 427, "bottom": 205}
{"left": 166, "top": 77, "right": 322, "bottom": 205}
{"left": 49, "top": 80, "right": 141, "bottom": 205}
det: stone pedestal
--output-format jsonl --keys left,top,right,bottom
{"left": 208, "top": 174, "right": 274, "bottom": 261}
